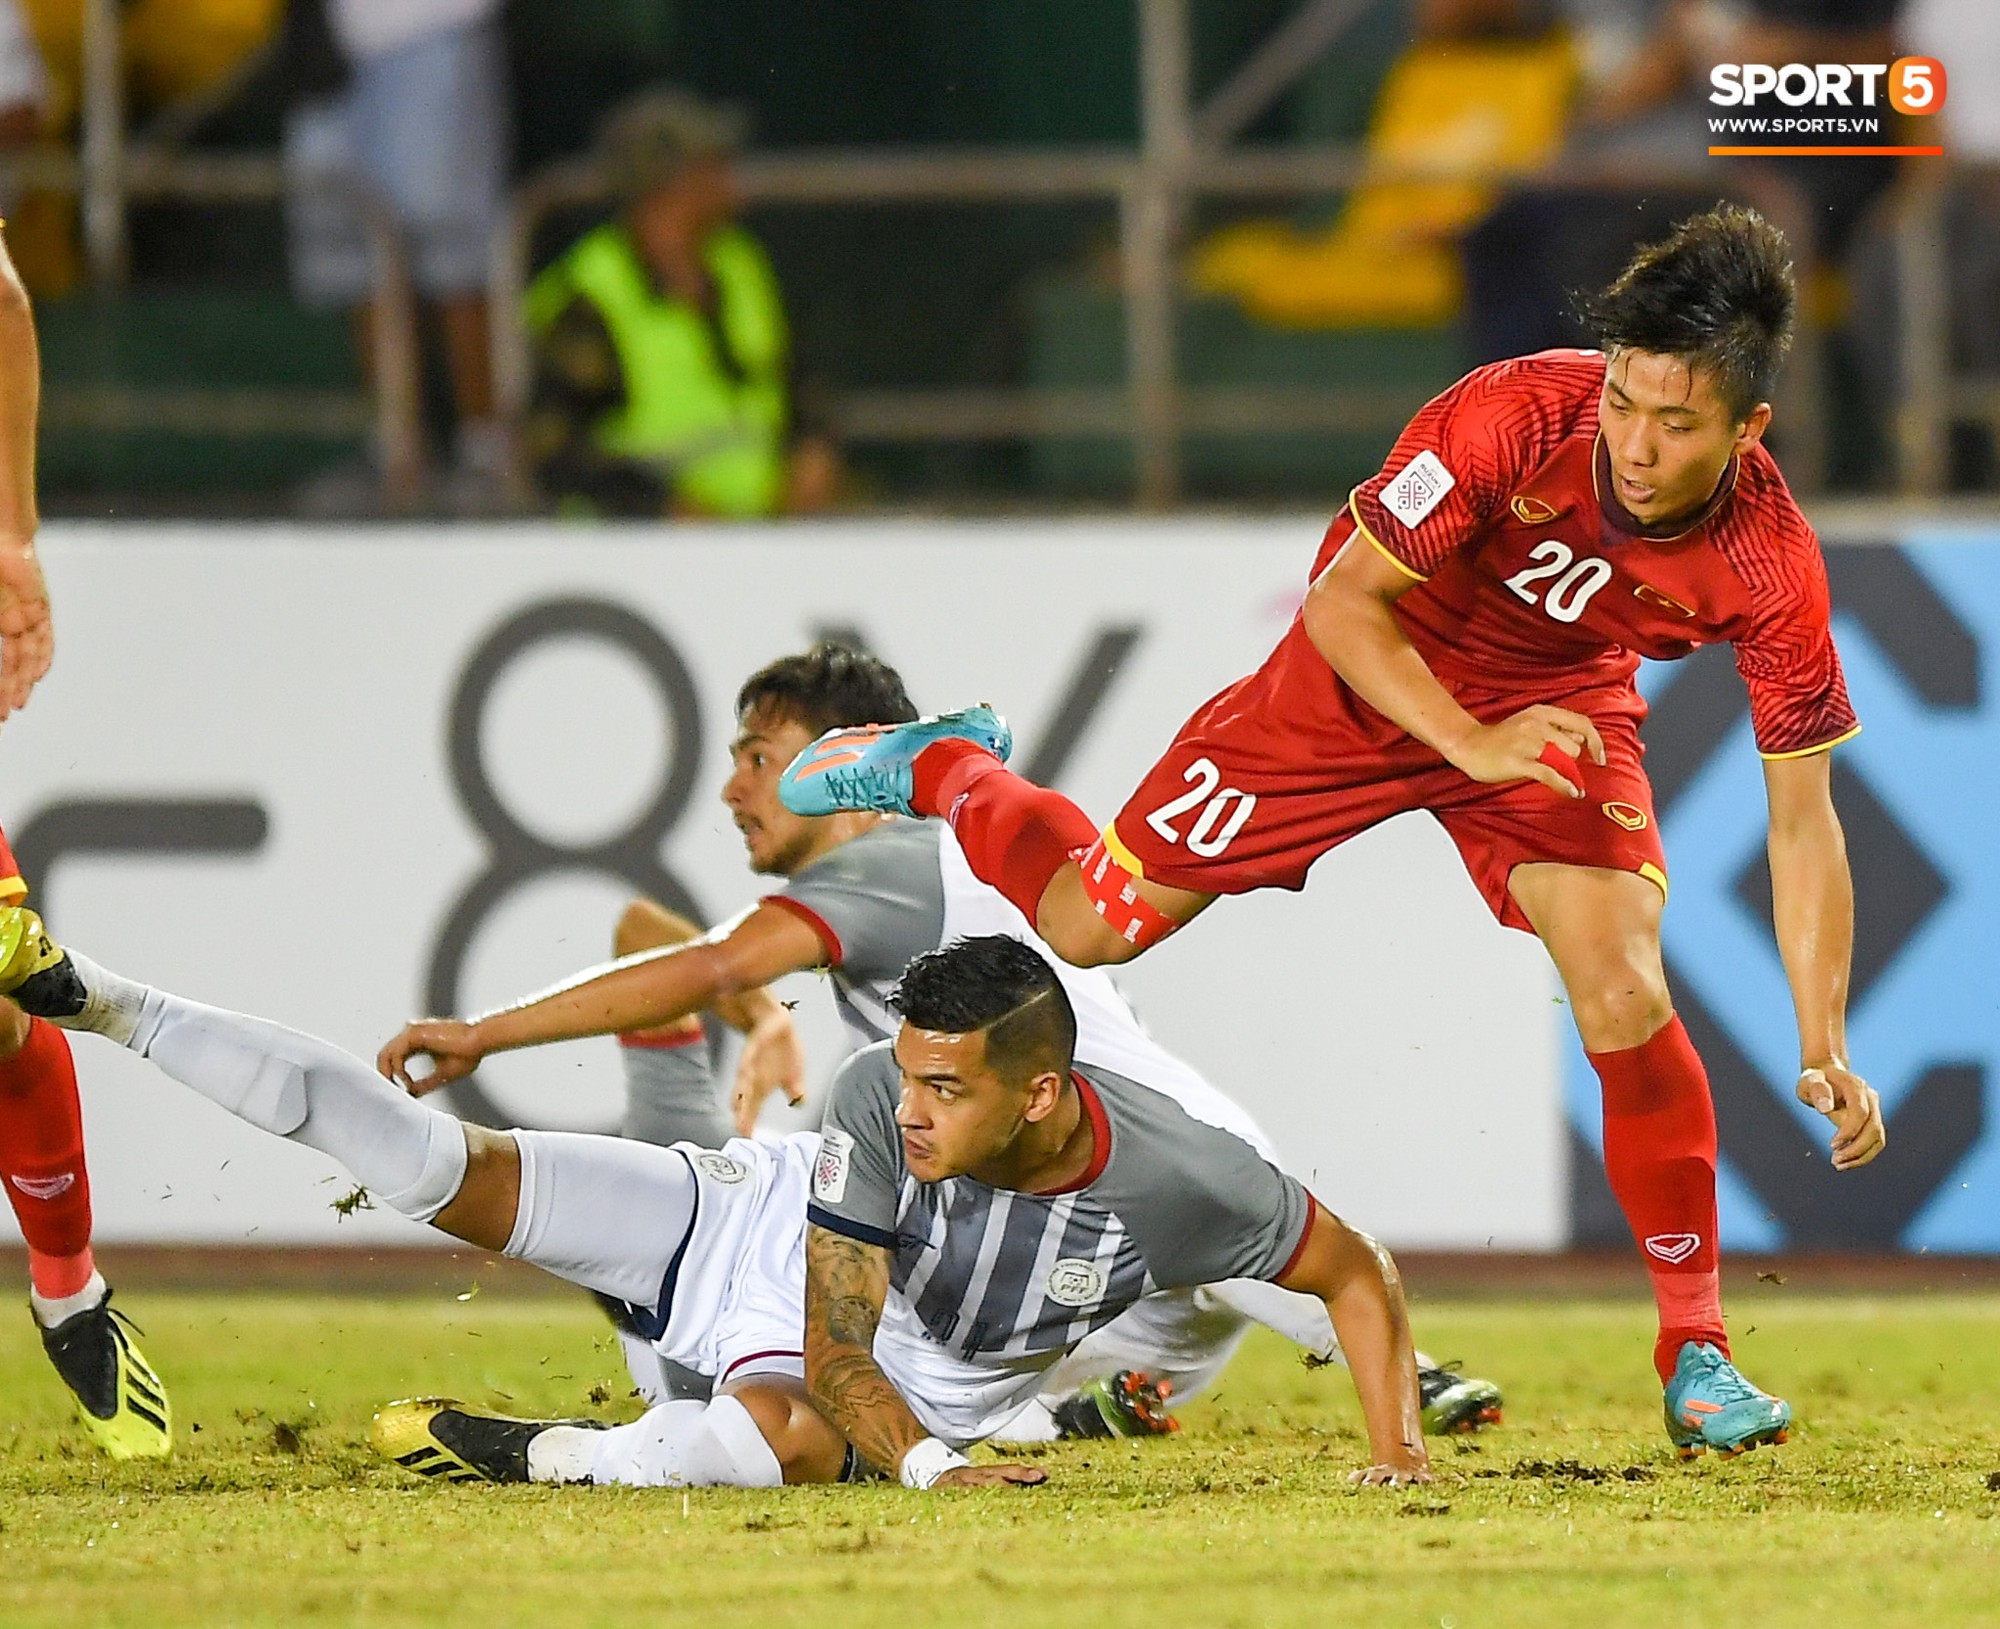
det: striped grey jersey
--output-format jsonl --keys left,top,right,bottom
{"left": 806, "top": 1043, "right": 1312, "bottom": 1365}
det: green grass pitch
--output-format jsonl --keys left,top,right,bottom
{"left": 1, "top": 1286, "right": 1997, "bottom": 1627}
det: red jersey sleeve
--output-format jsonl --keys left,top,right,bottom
{"left": 1350, "top": 352, "right": 1600, "bottom": 580}
{"left": 1718, "top": 465, "right": 1861, "bottom": 758}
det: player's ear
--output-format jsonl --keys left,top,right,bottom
{"left": 1733, "top": 401, "right": 1772, "bottom": 454}
{"left": 1020, "top": 1069, "right": 1066, "bottom": 1124}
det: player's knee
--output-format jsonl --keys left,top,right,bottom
{"left": 614, "top": 898, "right": 696, "bottom": 958}
{"left": 1570, "top": 975, "right": 1673, "bottom": 1051}
{"left": 430, "top": 1124, "right": 518, "bottom": 1249}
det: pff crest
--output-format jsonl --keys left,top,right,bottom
{"left": 1045, "top": 1257, "right": 1108, "bottom": 1308}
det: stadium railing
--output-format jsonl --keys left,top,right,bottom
{"left": 493, "top": 148, "right": 1825, "bottom": 512}
{"left": 1889, "top": 161, "right": 2000, "bottom": 495}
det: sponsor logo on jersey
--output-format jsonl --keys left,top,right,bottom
{"left": 813, "top": 1128, "right": 853, "bottom": 1204}
{"left": 1634, "top": 582, "right": 1698, "bottom": 618}
{"left": 1381, "top": 449, "right": 1456, "bottom": 529}
{"left": 1643, "top": 1232, "right": 1702, "bottom": 1265}
{"left": 1509, "top": 494, "right": 1562, "bottom": 525}
{"left": 694, "top": 1151, "right": 750, "bottom": 1185}
{"left": 1044, "top": 1257, "right": 1108, "bottom": 1308}
{"left": 1602, "top": 800, "right": 1650, "bottom": 832}
{"left": 9, "top": 1172, "right": 74, "bottom": 1200}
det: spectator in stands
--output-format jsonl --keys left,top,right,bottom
{"left": 523, "top": 90, "right": 837, "bottom": 521}
{"left": 1848, "top": 0, "right": 2000, "bottom": 487}
{"left": 1463, "top": 0, "right": 1903, "bottom": 369}
{"left": 0, "top": 0, "right": 44, "bottom": 169}
{"left": 281, "top": 0, "right": 511, "bottom": 510}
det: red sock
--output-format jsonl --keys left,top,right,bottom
{"left": 912, "top": 741, "right": 1097, "bottom": 926}
{"left": 0, "top": 1019, "right": 96, "bottom": 1300}
{"left": 1588, "top": 1015, "right": 1727, "bottom": 1384}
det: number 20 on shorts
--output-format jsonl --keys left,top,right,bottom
{"left": 1145, "top": 758, "right": 1258, "bottom": 857}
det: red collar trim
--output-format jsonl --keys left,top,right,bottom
{"left": 1592, "top": 432, "right": 1739, "bottom": 542}
{"left": 1033, "top": 1074, "right": 1111, "bottom": 1195}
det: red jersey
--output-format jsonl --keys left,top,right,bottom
{"left": 1326, "top": 350, "right": 1858, "bottom": 758}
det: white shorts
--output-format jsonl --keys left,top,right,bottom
{"left": 507, "top": 1128, "right": 814, "bottom": 1388}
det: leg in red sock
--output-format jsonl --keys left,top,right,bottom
{"left": 913, "top": 741, "right": 1098, "bottom": 926}
{"left": 0, "top": 1008, "right": 97, "bottom": 1305}
{"left": 1509, "top": 865, "right": 1726, "bottom": 1386}
{"left": 1589, "top": 1015, "right": 1727, "bottom": 1383}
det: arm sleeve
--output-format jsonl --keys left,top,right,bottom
{"left": 1730, "top": 513, "right": 1861, "bottom": 759}
{"left": 1114, "top": 1103, "right": 1314, "bottom": 1287}
{"left": 1349, "top": 356, "right": 1587, "bottom": 580}
{"left": 804, "top": 1046, "right": 906, "bottom": 1248}
{"left": 766, "top": 828, "right": 945, "bottom": 981}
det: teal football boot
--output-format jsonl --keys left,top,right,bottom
{"left": 1662, "top": 1341, "right": 1792, "bottom": 1459}
{"left": 778, "top": 705, "right": 1013, "bottom": 818}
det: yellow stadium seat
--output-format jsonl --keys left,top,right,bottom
{"left": 1190, "top": 37, "right": 1577, "bottom": 329}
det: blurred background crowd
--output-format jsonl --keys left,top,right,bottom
{"left": 0, "top": 0, "right": 1992, "bottom": 518}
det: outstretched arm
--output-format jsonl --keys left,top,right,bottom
{"left": 0, "top": 226, "right": 51, "bottom": 723}
{"left": 1302, "top": 534, "right": 1601, "bottom": 799}
{"left": 804, "top": 1224, "right": 1044, "bottom": 1490}
{"left": 377, "top": 901, "right": 824, "bottom": 1092}
{"left": 1764, "top": 750, "right": 1884, "bottom": 1169}
{"left": 1275, "top": 1201, "right": 1431, "bottom": 1486}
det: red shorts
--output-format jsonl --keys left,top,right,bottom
{"left": 1107, "top": 623, "right": 1667, "bottom": 932}
{"left": 0, "top": 822, "right": 20, "bottom": 904}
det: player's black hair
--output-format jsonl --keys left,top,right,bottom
{"left": 1579, "top": 203, "right": 1795, "bottom": 421}
{"left": 735, "top": 642, "right": 919, "bottom": 737}
{"left": 892, "top": 936, "right": 1077, "bottom": 1085}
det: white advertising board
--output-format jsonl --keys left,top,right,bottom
{"left": 0, "top": 519, "right": 1565, "bottom": 1247}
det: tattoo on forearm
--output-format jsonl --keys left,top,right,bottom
{"left": 806, "top": 1228, "right": 925, "bottom": 1472}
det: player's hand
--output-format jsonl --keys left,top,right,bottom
{"left": 1797, "top": 1064, "right": 1885, "bottom": 1171}
{"left": 732, "top": 1008, "right": 808, "bottom": 1136}
{"left": 0, "top": 540, "right": 53, "bottom": 724}
{"left": 932, "top": 1462, "right": 1048, "bottom": 1489}
{"left": 1448, "top": 706, "right": 1604, "bottom": 798}
{"left": 377, "top": 1019, "right": 486, "bottom": 1094}
{"left": 1348, "top": 1458, "right": 1434, "bottom": 1487}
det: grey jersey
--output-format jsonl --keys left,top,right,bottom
{"left": 772, "top": 819, "right": 1278, "bottom": 1162}
{"left": 770, "top": 819, "right": 946, "bottom": 1047}
{"left": 806, "top": 1044, "right": 1311, "bottom": 1366}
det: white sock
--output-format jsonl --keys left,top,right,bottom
{"left": 30, "top": 1269, "right": 107, "bottom": 1330}
{"left": 987, "top": 1398, "right": 1062, "bottom": 1444}
{"left": 526, "top": 1425, "right": 603, "bottom": 1484}
{"left": 118, "top": 983, "right": 468, "bottom": 1222}
{"left": 45, "top": 949, "right": 159, "bottom": 1049}
{"left": 585, "top": 1395, "right": 783, "bottom": 1488}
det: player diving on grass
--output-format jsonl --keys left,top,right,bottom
{"left": 777, "top": 205, "right": 1887, "bottom": 1460}
{"left": 0, "top": 217, "right": 171, "bottom": 1459}
{"left": 381, "top": 642, "right": 1502, "bottom": 1440}
{"left": 0, "top": 922, "right": 1434, "bottom": 1490}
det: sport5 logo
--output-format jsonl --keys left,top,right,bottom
{"left": 1709, "top": 59, "right": 1945, "bottom": 116}
{"left": 424, "top": 597, "right": 706, "bottom": 1131}
{"left": 1642, "top": 1232, "right": 1702, "bottom": 1265}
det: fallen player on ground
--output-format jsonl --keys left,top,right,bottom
{"left": 0, "top": 919, "right": 1432, "bottom": 1489}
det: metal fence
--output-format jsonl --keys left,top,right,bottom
{"left": 12, "top": 0, "right": 1988, "bottom": 508}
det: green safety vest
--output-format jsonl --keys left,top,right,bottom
{"left": 528, "top": 222, "right": 790, "bottom": 518}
